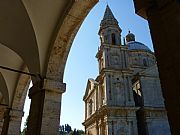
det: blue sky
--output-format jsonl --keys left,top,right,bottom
{"left": 61, "top": 0, "right": 153, "bottom": 130}
{"left": 21, "top": 0, "right": 154, "bottom": 131}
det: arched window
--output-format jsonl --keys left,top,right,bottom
{"left": 88, "top": 99, "right": 93, "bottom": 115}
{"left": 143, "top": 59, "right": 148, "bottom": 67}
{"left": 111, "top": 33, "right": 116, "bottom": 45}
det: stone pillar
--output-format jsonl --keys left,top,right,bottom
{"left": 41, "top": 79, "right": 66, "bottom": 135}
{"left": 0, "top": 119, "right": 3, "bottom": 134}
{"left": 27, "top": 81, "right": 45, "bottom": 135}
{"left": 7, "top": 109, "right": 24, "bottom": 135}
{"left": 133, "top": 0, "right": 180, "bottom": 134}
{"left": 27, "top": 79, "right": 65, "bottom": 135}
{"left": 1, "top": 108, "right": 10, "bottom": 135}
{"left": 0, "top": 104, "right": 7, "bottom": 134}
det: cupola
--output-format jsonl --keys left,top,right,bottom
{"left": 126, "top": 31, "right": 135, "bottom": 42}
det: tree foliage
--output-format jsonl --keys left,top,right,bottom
{"left": 59, "top": 124, "right": 85, "bottom": 135}
{"left": 20, "top": 121, "right": 84, "bottom": 135}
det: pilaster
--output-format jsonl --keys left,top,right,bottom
{"left": 27, "top": 81, "right": 45, "bottom": 135}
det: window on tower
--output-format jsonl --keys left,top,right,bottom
{"left": 143, "top": 58, "right": 148, "bottom": 67}
{"left": 112, "top": 33, "right": 116, "bottom": 45}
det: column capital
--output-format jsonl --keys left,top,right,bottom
{"left": 43, "top": 79, "right": 66, "bottom": 94}
{"left": 9, "top": 109, "right": 24, "bottom": 118}
{"left": 29, "top": 82, "right": 43, "bottom": 98}
{"left": 29, "top": 79, "right": 66, "bottom": 98}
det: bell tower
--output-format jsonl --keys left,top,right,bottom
{"left": 94, "top": 5, "right": 139, "bottom": 135}
{"left": 96, "top": 5, "right": 134, "bottom": 106}
{"left": 83, "top": 5, "right": 170, "bottom": 135}
{"left": 98, "top": 5, "right": 122, "bottom": 45}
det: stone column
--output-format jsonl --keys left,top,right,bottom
{"left": 133, "top": 0, "right": 180, "bottom": 134}
{"left": 1, "top": 108, "right": 10, "bottom": 135}
{"left": 0, "top": 119, "right": 3, "bottom": 134}
{"left": 27, "top": 79, "right": 65, "bottom": 135}
{"left": 7, "top": 109, "right": 24, "bottom": 135}
{"left": 40, "top": 79, "right": 66, "bottom": 135}
{"left": 0, "top": 104, "right": 7, "bottom": 134}
{"left": 27, "top": 81, "right": 45, "bottom": 135}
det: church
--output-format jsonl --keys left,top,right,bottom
{"left": 83, "top": 5, "right": 171, "bottom": 135}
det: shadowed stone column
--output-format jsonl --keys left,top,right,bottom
{"left": 0, "top": 119, "right": 3, "bottom": 134}
{"left": 1, "top": 108, "right": 10, "bottom": 135}
{"left": 133, "top": 0, "right": 180, "bottom": 134}
{"left": 0, "top": 104, "right": 7, "bottom": 134}
{"left": 7, "top": 109, "right": 24, "bottom": 135}
{"left": 27, "top": 81, "right": 45, "bottom": 135}
{"left": 40, "top": 79, "right": 66, "bottom": 135}
{"left": 27, "top": 79, "right": 65, "bottom": 135}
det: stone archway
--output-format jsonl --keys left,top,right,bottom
{"left": 7, "top": 66, "right": 31, "bottom": 135}
{"left": 0, "top": 0, "right": 179, "bottom": 135}
{"left": 0, "top": 0, "right": 98, "bottom": 134}
{"left": 26, "top": 1, "right": 98, "bottom": 135}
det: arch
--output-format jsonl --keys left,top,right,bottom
{"left": 46, "top": 1, "right": 98, "bottom": 82}
{"left": 7, "top": 66, "right": 31, "bottom": 134}
{"left": 11, "top": 66, "right": 31, "bottom": 111}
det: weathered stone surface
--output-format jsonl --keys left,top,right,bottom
{"left": 46, "top": 0, "right": 98, "bottom": 82}
{"left": 43, "top": 79, "right": 66, "bottom": 94}
{"left": 83, "top": 5, "right": 171, "bottom": 135}
{"left": 7, "top": 109, "right": 24, "bottom": 135}
{"left": 0, "top": 104, "right": 7, "bottom": 134}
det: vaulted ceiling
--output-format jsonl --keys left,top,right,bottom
{"left": 0, "top": 0, "right": 97, "bottom": 107}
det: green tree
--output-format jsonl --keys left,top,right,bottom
{"left": 59, "top": 124, "right": 84, "bottom": 135}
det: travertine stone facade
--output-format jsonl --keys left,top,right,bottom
{"left": 83, "top": 5, "right": 171, "bottom": 135}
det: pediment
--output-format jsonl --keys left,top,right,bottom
{"left": 83, "top": 78, "right": 98, "bottom": 101}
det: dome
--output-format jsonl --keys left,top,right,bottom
{"left": 127, "top": 41, "right": 151, "bottom": 52}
